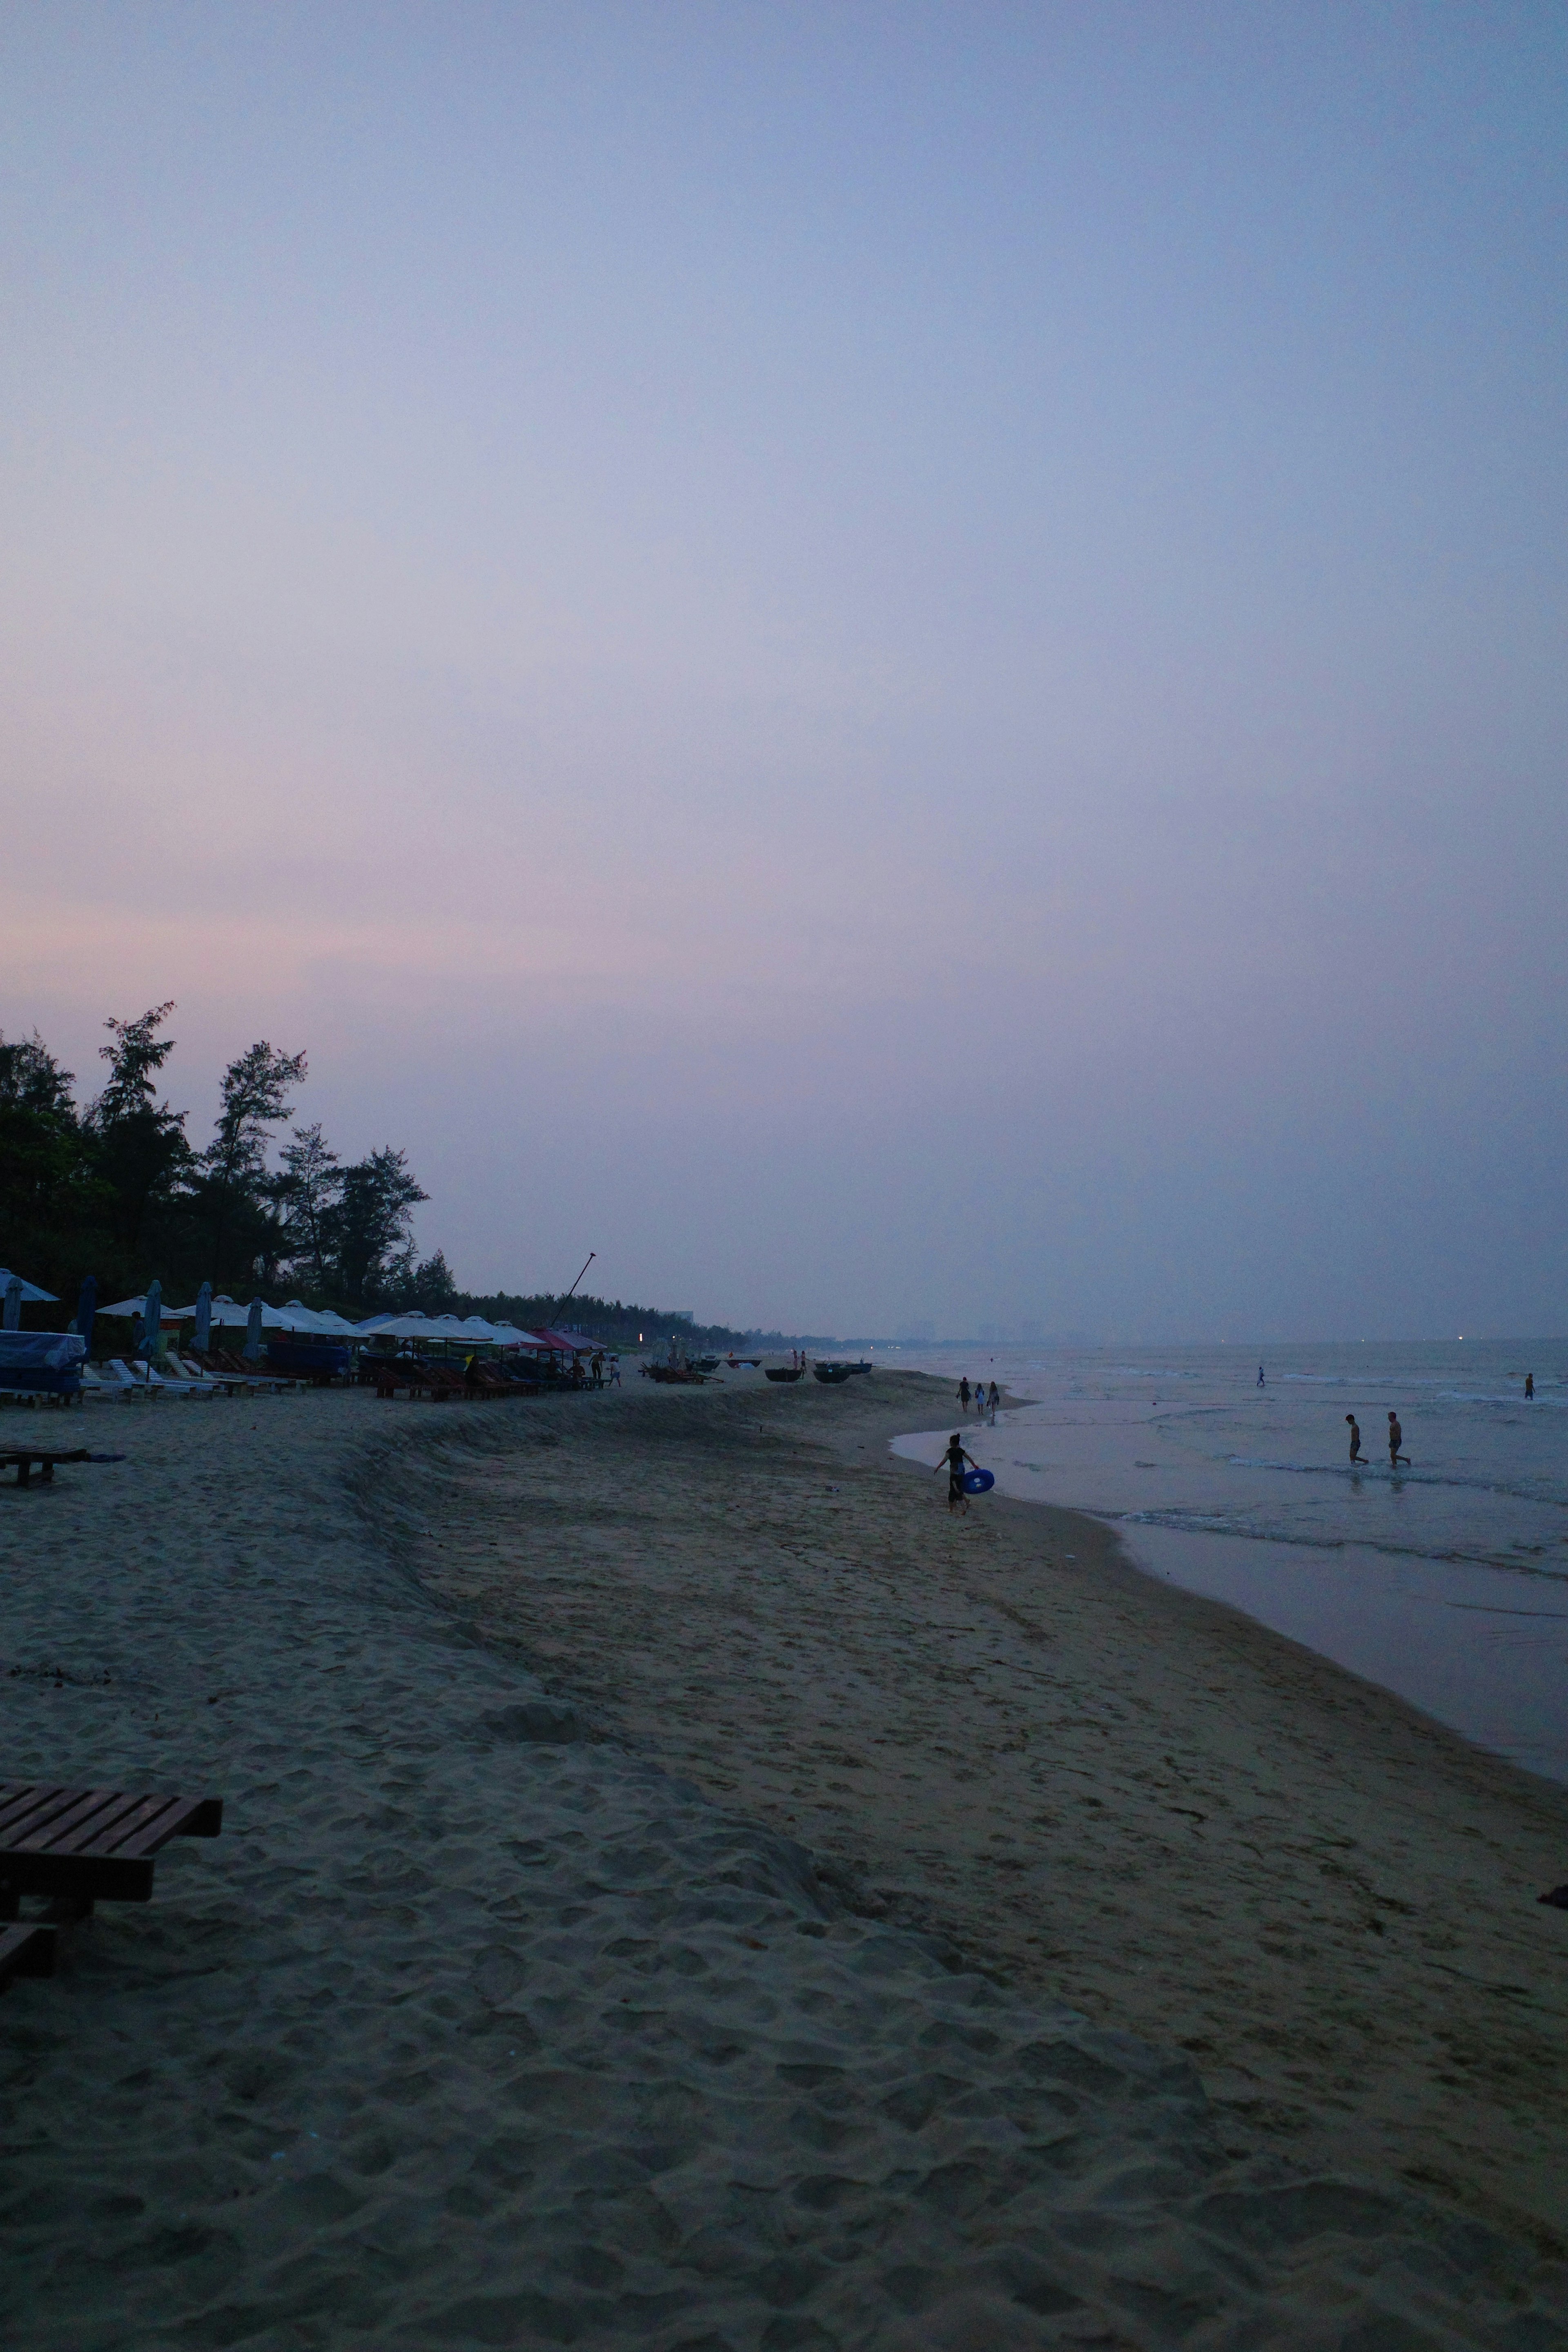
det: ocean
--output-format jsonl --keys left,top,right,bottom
{"left": 861, "top": 1339, "right": 1568, "bottom": 1786}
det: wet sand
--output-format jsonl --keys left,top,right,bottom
{"left": 1, "top": 1374, "right": 1565, "bottom": 2349}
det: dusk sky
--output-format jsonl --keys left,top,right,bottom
{"left": 3, "top": 3, "right": 1564, "bottom": 1338}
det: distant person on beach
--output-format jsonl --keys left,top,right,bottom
{"left": 1258, "top": 1365, "right": 1266, "bottom": 1387}
{"left": 936, "top": 1432, "right": 979, "bottom": 1512}
{"left": 609, "top": 1356, "right": 621, "bottom": 1387}
{"left": 988, "top": 1380, "right": 1000, "bottom": 1420}
{"left": 1526, "top": 1374, "right": 1535, "bottom": 1400}
{"left": 958, "top": 1377, "right": 971, "bottom": 1412}
{"left": 1346, "top": 1414, "right": 1365, "bottom": 1464}
{"left": 1388, "top": 1412, "right": 1410, "bottom": 1467}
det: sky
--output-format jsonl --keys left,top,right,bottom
{"left": 2, "top": 1, "right": 1565, "bottom": 1339}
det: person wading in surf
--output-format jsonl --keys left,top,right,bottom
{"left": 936, "top": 1432, "right": 979, "bottom": 1513}
{"left": 1346, "top": 1414, "right": 1365, "bottom": 1465}
{"left": 1388, "top": 1411, "right": 1410, "bottom": 1468}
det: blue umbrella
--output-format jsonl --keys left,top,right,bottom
{"left": 74, "top": 1276, "right": 97, "bottom": 1359}
{"left": 193, "top": 1280, "right": 212, "bottom": 1354}
{"left": 243, "top": 1297, "right": 264, "bottom": 1363}
{"left": 2, "top": 1276, "right": 20, "bottom": 1332}
{"left": 143, "top": 1278, "right": 163, "bottom": 1366}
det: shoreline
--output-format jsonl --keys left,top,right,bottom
{"left": 401, "top": 1370, "right": 1568, "bottom": 2253}
{"left": 2, "top": 1379, "right": 1565, "bottom": 2347}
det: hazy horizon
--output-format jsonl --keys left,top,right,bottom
{"left": 4, "top": 6, "right": 1564, "bottom": 1341}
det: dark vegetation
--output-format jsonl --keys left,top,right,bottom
{"left": 0, "top": 1006, "right": 804, "bottom": 1346}
{"left": 2, "top": 1005, "right": 450, "bottom": 1322}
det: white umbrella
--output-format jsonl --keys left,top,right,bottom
{"left": 2, "top": 1276, "right": 21, "bottom": 1332}
{"left": 243, "top": 1298, "right": 265, "bottom": 1362}
{"left": 203, "top": 1294, "right": 294, "bottom": 1329}
{"left": 193, "top": 1280, "right": 213, "bottom": 1353}
{"left": 0, "top": 1267, "right": 58, "bottom": 1307}
{"left": 143, "top": 1278, "right": 163, "bottom": 1364}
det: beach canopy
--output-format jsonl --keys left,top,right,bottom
{"left": 279, "top": 1300, "right": 362, "bottom": 1336}
{"left": 534, "top": 1328, "right": 597, "bottom": 1354}
{"left": 0, "top": 1267, "right": 59, "bottom": 1305}
{"left": 101, "top": 1292, "right": 188, "bottom": 1319}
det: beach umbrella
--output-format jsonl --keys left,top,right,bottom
{"left": 243, "top": 1298, "right": 264, "bottom": 1362}
{"left": 0, "top": 1266, "right": 58, "bottom": 1307}
{"left": 74, "top": 1276, "right": 96, "bottom": 1358}
{"left": 193, "top": 1281, "right": 212, "bottom": 1353}
{"left": 2, "top": 1276, "right": 20, "bottom": 1332}
{"left": 143, "top": 1278, "right": 163, "bottom": 1364}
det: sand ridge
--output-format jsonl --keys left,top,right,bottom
{"left": 0, "top": 1379, "right": 1561, "bottom": 2350}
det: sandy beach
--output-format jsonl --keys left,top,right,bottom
{"left": 2, "top": 1373, "right": 1566, "bottom": 2349}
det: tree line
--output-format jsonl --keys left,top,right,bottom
{"left": 0, "top": 1004, "right": 444, "bottom": 1315}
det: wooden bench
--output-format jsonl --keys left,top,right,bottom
{"left": 0, "top": 1920, "right": 56, "bottom": 1996}
{"left": 1, "top": 1447, "right": 94, "bottom": 1488}
{"left": 0, "top": 1784, "right": 223, "bottom": 1919}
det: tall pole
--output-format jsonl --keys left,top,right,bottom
{"left": 553, "top": 1252, "right": 595, "bottom": 1331}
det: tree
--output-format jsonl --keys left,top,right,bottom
{"left": 0, "top": 1031, "right": 99, "bottom": 1254}
{"left": 200, "top": 1040, "right": 307, "bottom": 1284}
{"left": 389, "top": 1248, "right": 460, "bottom": 1315}
{"left": 330, "top": 1147, "right": 428, "bottom": 1304}
{"left": 85, "top": 1003, "right": 192, "bottom": 1256}
{"left": 275, "top": 1121, "right": 341, "bottom": 1290}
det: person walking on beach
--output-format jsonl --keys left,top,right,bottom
{"left": 1346, "top": 1414, "right": 1365, "bottom": 1465}
{"left": 1388, "top": 1411, "right": 1410, "bottom": 1467}
{"left": 935, "top": 1432, "right": 979, "bottom": 1512}
{"left": 609, "top": 1355, "right": 621, "bottom": 1387}
{"left": 958, "top": 1376, "right": 971, "bottom": 1413}
{"left": 1257, "top": 1364, "right": 1266, "bottom": 1388}
{"left": 987, "top": 1379, "right": 1000, "bottom": 1421}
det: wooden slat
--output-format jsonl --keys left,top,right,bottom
{"left": 0, "top": 1785, "right": 73, "bottom": 1838}
{"left": 87, "top": 1794, "right": 196, "bottom": 1858}
{"left": 0, "top": 1785, "right": 116, "bottom": 1847}
{"left": 7, "top": 1788, "right": 147, "bottom": 1855}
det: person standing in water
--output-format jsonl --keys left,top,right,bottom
{"left": 988, "top": 1379, "right": 1000, "bottom": 1421}
{"left": 958, "top": 1376, "right": 971, "bottom": 1413}
{"left": 935, "top": 1432, "right": 979, "bottom": 1512}
{"left": 1346, "top": 1414, "right": 1365, "bottom": 1465}
{"left": 1526, "top": 1374, "right": 1535, "bottom": 1400}
{"left": 1388, "top": 1411, "right": 1410, "bottom": 1467}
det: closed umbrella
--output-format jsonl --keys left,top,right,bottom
{"left": 2, "top": 1276, "right": 20, "bottom": 1332}
{"left": 143, "top": 1278, "right": 163, "bottom": 1365}
{"left": 243, "top": 1297, "right": 265, "bottom": 1363}
{"left": 74, "top": 1275, "right": 97, "bottom": 1358}
{"left": 193, "top": 1281, "right": 212, "bottom": 1354}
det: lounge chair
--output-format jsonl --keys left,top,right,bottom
{"left": 129, "top": 1359, "right": 210, "bottom": 1399}
{"left": 102, "top": 1358, "right": 154, "bottom": 1398}
{"left": 172, "top": 1356, "right": 245, "bottom": 1395}
{"left": 0, "top": 1782, "right": 223, "bottom": 1924}
{"left": 0, "top": 1446, "right": 122, "bottom": 1488}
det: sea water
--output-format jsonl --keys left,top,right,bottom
{"left": 868, "top": 1340, "right": 1568, "bottom": 1785}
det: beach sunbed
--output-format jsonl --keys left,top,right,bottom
{"left": 102, "top": 1359, "right": 154, "bottom": 1399}
{"left": 173, "top": 1357, "right": 246, "bottom": 1395}
{"left": 0, "top": 1446, "right": 122, "bottom": 1488}
{"left": 0, "top": 1921, "right": 56, "bottom": 1996}
{"left": 129, "top": 1360, "right": 209, "bottom": 1399}
{"left": 0, "top": 1783, "right": 223, "bottom": 1921}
